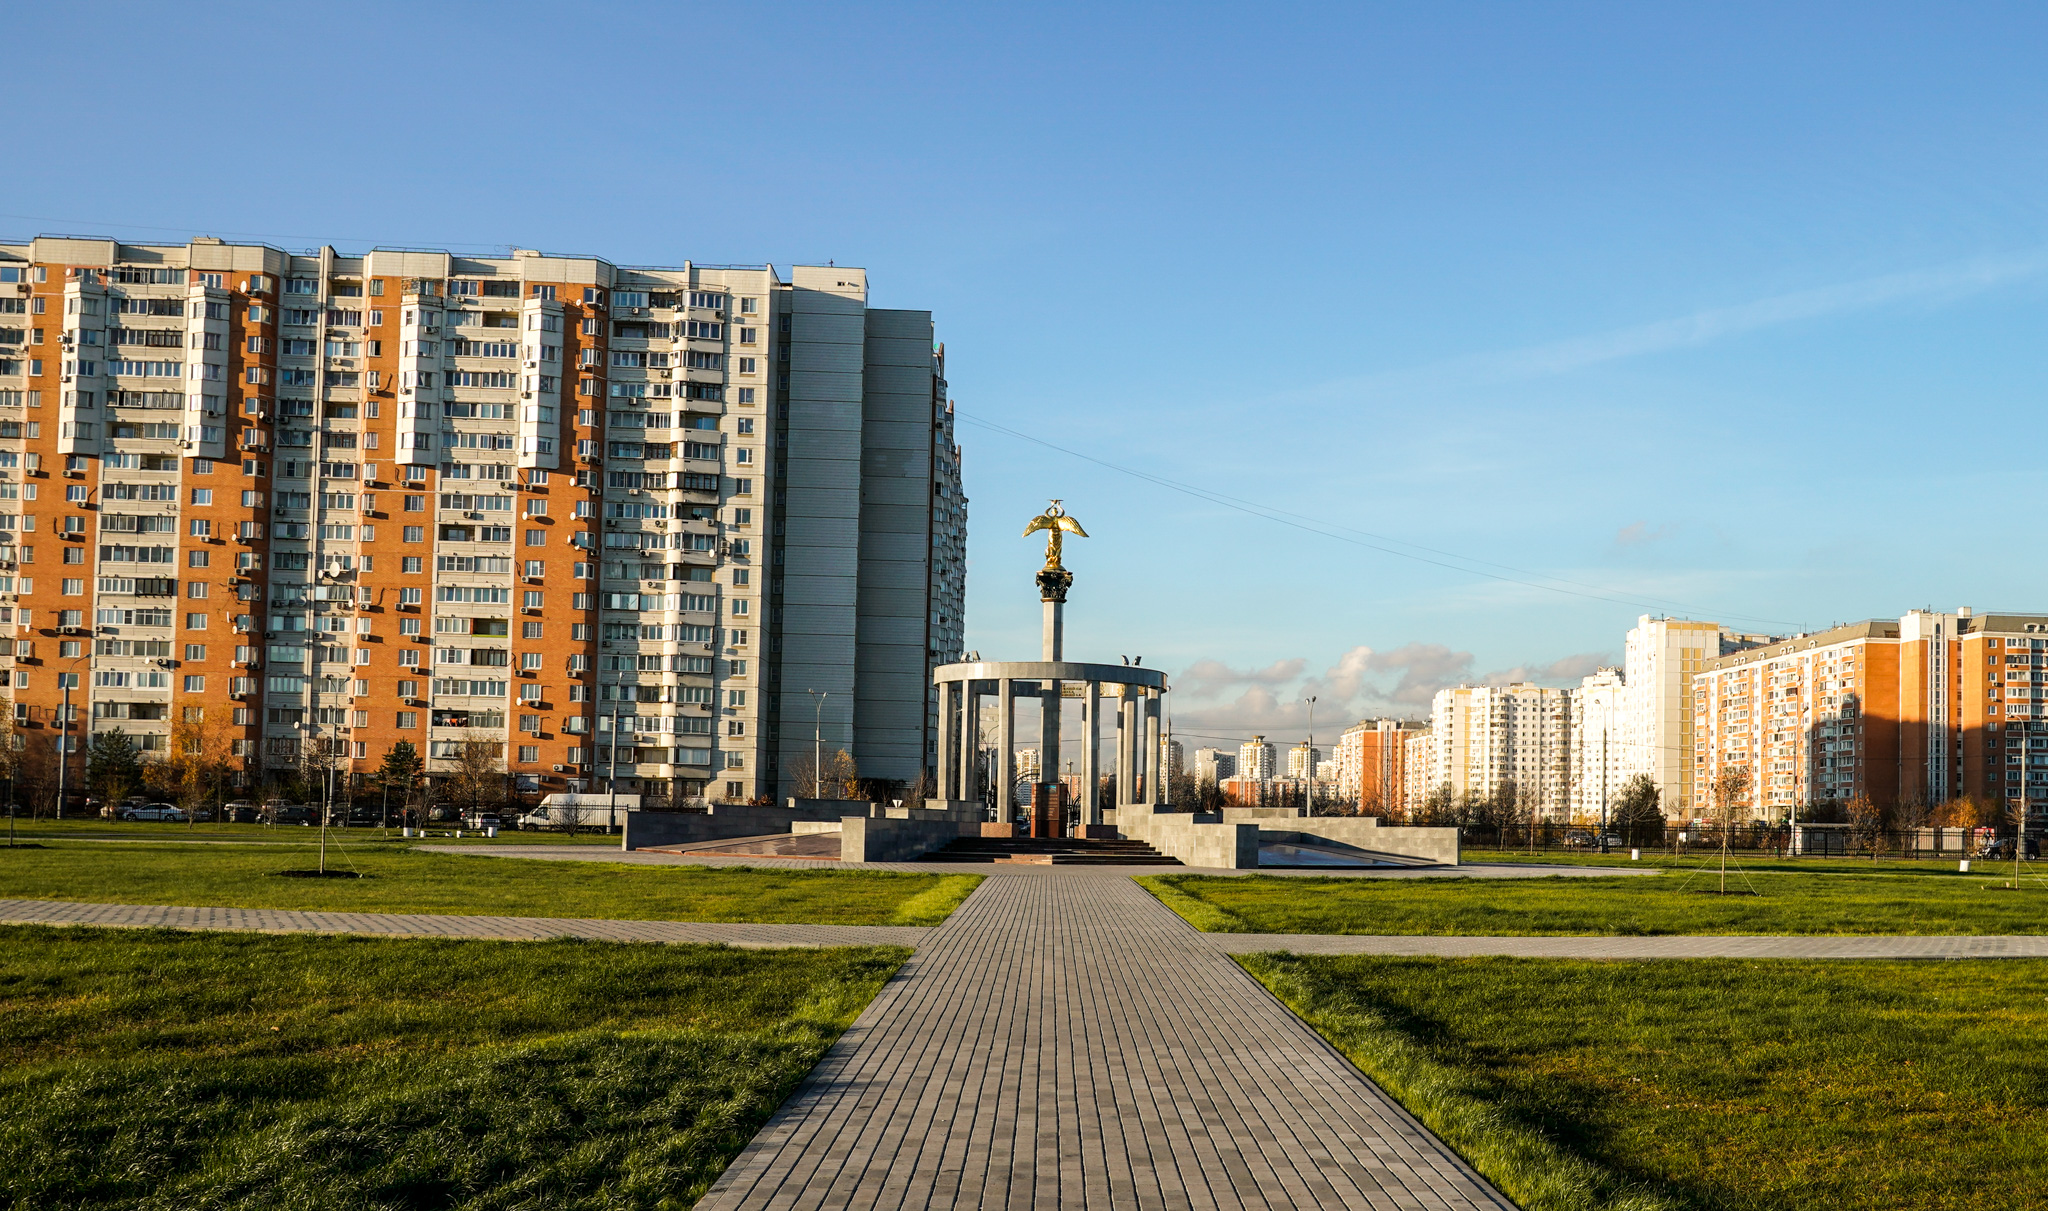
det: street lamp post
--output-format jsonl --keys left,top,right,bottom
{"left": 1305, "top": 695, "right": 1317, "bottom": 817}
{"left": 805, "top": 689, "right": 828, "bottom": 798}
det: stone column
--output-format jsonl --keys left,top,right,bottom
{"left": 997, "top": 678, "right": 1015, "bottom": 827}
{"left": 1117, "top": 691, "right": 1134, "bottom": 806}
{"left": 935, "top": 680, "right": 954, "bottom": 801}
{"left": 1038, "top": 678, "right": 1062, "bottom": 837}
{"left": 1144, "top": 689, "right": 1163, "bottom": 806}
{"left": 961, "top": 680, "right": 981, "bottom": 814}
{"left": 1083, "top": 681, "right": 1101, "bottom": 827}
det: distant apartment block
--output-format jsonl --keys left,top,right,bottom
{"left": 1567, "top": 667, "right": 1627, "bottom": 818}
{"left": 1333, "top": 718, "right": 1426, "bottom": 814}
{"left": 1191, "top": 746, "right": 1236, "bottom": 784}
{"left": 1693, "top": 608, "right": 2048, "bottom": 822}
{"left": 1428, "top": 682, "right": 1570, "bottom": 816}
{"left": 0, "top": 236, "right": 965, "bottom": 805}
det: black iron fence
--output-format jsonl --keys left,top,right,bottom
{"left": 1466, "top": 821, "right": 2040, "bottom": 860}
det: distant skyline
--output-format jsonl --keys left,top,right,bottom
{"left": 14, "top": 2, "right": 2048, "bottom": 749}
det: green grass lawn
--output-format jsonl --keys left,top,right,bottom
{"left": 1244, "top": 953, "right": 2048, "bottom": 1211}
{"left": 0, "top": 841, "right": 980, "bottom": 927}
{"left": 0, "top": 924, "right": 904, "bottom": 1209}
{"left": 1140, "top": 870, "right": 2048, "bottom": 936}
{"left": 1463, "top": 848, "right": 2014, "bottom": 877}
{"left": 2, "top": 816, "right": 620, "bottom": 845}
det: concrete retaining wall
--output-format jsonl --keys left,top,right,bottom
{"left": 839, "top": 816, "right": 982, "bottom": 862}
{"left": 1117, "top": 806, "right": 1259, "bottom": 868}
{"left": 1215, "top": 810, "right": 1461, "bottom": 865}
{"left": 623, "top": 803, "right": 852, "bottom": 850}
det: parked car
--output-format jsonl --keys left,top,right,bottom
{"left": 426, "top": 805, "right": 462, "bottom": 823}
{"left": 118, "top": 803, "right": 187, "bottom": 822}
{"left": 224, "top": 800, "right": 260, "bottom": 824}
{"left": 325, "top": 805, "right": 387, "bottom": 827}
{"left": 461, "top": 811, "right": 502, "bottom": 832}
{"left": 262, "top": 804, "right": 318, "bottom": 826}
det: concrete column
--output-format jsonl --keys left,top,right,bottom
{"left": 1042, "top": 598, "right": 1063, "bottom": 661}
{"left": 1040, "top": 680, "right": 1061, "bottom": 795}
{"left": 1083, "top": 681, "right": 1101, "bottom": 826}
{"left": 935, "top": 680, "right": 954, "bottom": 800}
{"left": 997, "top": 678, "right": 1015, "bottom": 824}
{"left": 961, "top": 681, "right": 981, "bottom": 812}
{"left": 1144, "top": 689, "right": 1162, "bottom": 806}
{"left": 1118, "top": 692, "right": 1135, "bottom": 805}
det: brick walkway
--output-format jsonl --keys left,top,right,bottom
{"left": 695, "top": 874, "right": 1513, "bottom": 1211}
{"left": 0, "top": 898, "right": 931, "bottom": 950}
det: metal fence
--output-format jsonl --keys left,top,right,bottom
{"left": 1466, "top": 822, "right": 2039, "bottom": 859}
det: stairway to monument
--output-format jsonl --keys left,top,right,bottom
{"left": 921, "top": 835, "right": 1182, "bottom": 865}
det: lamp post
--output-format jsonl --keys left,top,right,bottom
{"left": 805, "top": 689, "right": 828, "bottom": 798}
{"left": 1304, "top": 695, "right": 1317, "bottom": 817}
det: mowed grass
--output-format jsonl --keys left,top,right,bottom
{"left": 1463, "top": 848, "right": 2008, "bottom": 876}
{"left": 1243, "top": 954, "right": 2048, "bottom": 1211}
{"left": 1139, "top": 871, "right": 2048, "bottom": 936}
{"left": 0, "top": 842, "right": 981, "bottom": 927}
{"left": 0, "top": 924, "right": 906, "bottom": 1210}
{"left": 2, "top": 817, "right": 620, "bottom": 845}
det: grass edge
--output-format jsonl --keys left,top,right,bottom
{"left": 1238, "top": 952, "right": 1681, "bottom": 1211}
{"left": 1132, "top": 874, "right": 1254, "bottom": 933}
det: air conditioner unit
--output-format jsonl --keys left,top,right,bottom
{"left": 551, "top": 763, "right": 569, "bottom": 773}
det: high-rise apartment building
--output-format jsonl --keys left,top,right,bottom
{"left": 1693, "top": 608, "right": 2048, "bottom": 823}
{"left": 1238, "top": 735, "right": 1277, "bottom": 782}
{"left": 1621, "top": 616, "right": 1776, "bottom": 814}
{"left": 0, "top": 237, "right": 965, "bottom": 807}
{"left": 1191, "top": 746, "right": 1236, "bottom": 784}
{"left": 1566, "top": 668, "right": 1627, "bottom": 819}
{"left": 1428, "top": 683, "right": 1570, "bottom": 817}
{"left": 1400, "top": 728, "right": 1436, "bottom": 816}
{"left": 1333, "top": 718, "right": 1426, "bottom": 814}
{"left": 1286, "top": 743, "right": 1323, "bottom": 779}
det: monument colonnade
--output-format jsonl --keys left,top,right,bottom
{"left": 931, "top": 660, "right": 1168, "bottom": 829}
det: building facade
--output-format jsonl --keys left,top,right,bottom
{"left": 1566, "top": 668, "right": 1628, "bottom": 820}
{"left": 0, "top": 236, "right": 964, "bottom": 807}
{"left": 1191, "top": 746, "right": 1236, "bottom": 785}
{"left": 1238, "top": 735, "right": 1276, "bottom": 783}
{"left": 1428, "top": 683, "right": 1570, "bottom": 817}
{"left": 1692, "top": 608, "right": 2048, "bottom": 824}
{"left": 1621, "top": 615, "right": 1777, "bottom": 815}
{"left": 1333, "top": 718, "right": 1425, "bottom": 815}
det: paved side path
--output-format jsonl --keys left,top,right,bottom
{"left": 0, "top": 899, "right": 931, "bottom": 949}
{"left": 695, "top": 875, "right": 1513, "bottom": 1211}
{"left": 1208, "top": 932, "right": 2048, "bottom": 958}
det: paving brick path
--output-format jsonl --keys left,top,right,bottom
{"left": 0, "top": 898, "right": 930, "bottom": 950}
{"left": 694, "top": 874, "right": 1514, "bottom": 1211}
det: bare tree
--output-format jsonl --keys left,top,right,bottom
{"left": 1845, "top": 792, "right": 1889, "bottom": 860}
{"left": 1711, "top": 766, "right": 1753, "bottom": 893}
{"left": 1610, "top": 774, "right": 1663, "bottom": 848}
{"left": 444, "top": 732, "right": 507, "bottom": 819}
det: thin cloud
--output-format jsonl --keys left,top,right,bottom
{"left": 1316, "top": 247, "right": 2048, "bottom": 399}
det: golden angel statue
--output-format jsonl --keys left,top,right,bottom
{"left": 1023, "top": 499, "right": 1088, "bottom": 572}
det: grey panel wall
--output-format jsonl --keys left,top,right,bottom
{"left": 776, "top": 269, "right": 868, "bottom": 782}
{"left": 854, "top": 309, "right": 936, "bottom": 781}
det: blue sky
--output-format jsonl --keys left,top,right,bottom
{"left": 14, "top": 3, "right": 2048, "bottom": 751}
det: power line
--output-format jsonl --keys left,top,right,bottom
{"left": 957, "top": 411, "right": 1806, "bottom": 630}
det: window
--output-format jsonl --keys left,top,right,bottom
{"left": 183, "top": 675, "right": 205, "bottom": 692}
{"left": 402, "top": 556, "right": 423, "bottom": 574}
{"left": 524, "top": 528, "right": 545, "bottom": 546}
{"left": 397, "top": 711, "right": 418, "bottom": 729}
{"left": 522, "top": 619, "right": 542, "bottom": 637}
{"left": 518, "top": 745, "right": 540, "bottom": 763}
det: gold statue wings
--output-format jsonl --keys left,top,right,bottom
{"left": 1024, "top": 500, "right": 1087, "bottom": 570}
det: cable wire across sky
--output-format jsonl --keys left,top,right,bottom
{"left": 958, "top": 411, "right": 1809, "bottom": 631}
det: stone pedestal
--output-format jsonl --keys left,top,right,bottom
{"left": 1030, "top": 781, "right": 1069, "bottom": 838}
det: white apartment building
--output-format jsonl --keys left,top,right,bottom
{"left": 1192, "top": 746, "right": 1236, "bottom": 784}
{"left": 1238, "top": 735, "right": 1277, "bottom": 782}
{"left": 1401, "top": 728, "right": 1436, "bottom": 816}
{"left": 1567, "top": 667, "right": 1628, "bottom": 820}
{"left": 1286, "top": 743, "right": 1323, "bottom": 779}
{"left": 1428, "top": 683, "right": 1570, "bottom": 817}
{"left": 1621, "top": 616, "right": 1776, "bottom": 814}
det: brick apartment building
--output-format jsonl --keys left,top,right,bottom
{"left": 0, "top": 236, "right": 966, "bottom": 806}
{"left": 1693, "top": 608, "right": 2048, "bottom": 823}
